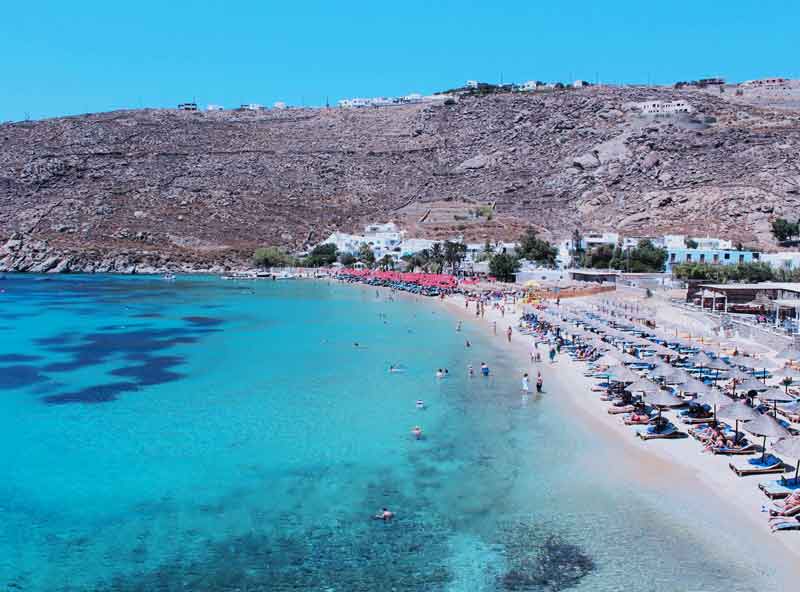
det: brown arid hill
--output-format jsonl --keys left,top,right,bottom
{"left": 1, "top": 86, "right": 799, "bottom": 272}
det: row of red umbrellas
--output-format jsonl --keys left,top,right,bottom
{"left": 337, "top": 269, "right": 459, "bottom": 288}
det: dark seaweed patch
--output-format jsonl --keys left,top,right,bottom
{"left": 43, "top": 381, "right": 139, "bottom": 405}
{"left": 0, "top": 365, "right": 46, "bottom": 389}
{"left": 79, "top": 515, "right": 453, "bottom": 592}
{"left": 498, "top": 523, "right": 595, "bottom": 591}
{"left": 35, "top": 332, "right": 79, "bottom": 347}
{"left": 0, "top": 354, "right": 41, "bottom": 363}
{"left": 182, "top": 316, "right": 223, "bottom": 327}
{"left": 110, "top": 355, "right": 185, "bottom": 386}
{"left": 39, "top": 323, "right": 220, "bottom": 404}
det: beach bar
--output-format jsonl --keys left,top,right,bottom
{"left": 694, "top": 282, "right": 800, "bottom": 329}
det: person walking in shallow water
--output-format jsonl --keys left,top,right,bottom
{"left": 521, "top": 372, "right": 530, "bottom": 394}
{"left": 549, "top": 346, "right": 556, "bottom": 363}
{"left": 506, "top": 326, "right": 512, "bottom": 343}
{"left": 536, "top": 372, "right": 543, "bottom": 393}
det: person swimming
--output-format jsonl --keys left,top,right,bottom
{"left": 416, "top": 400, "right": 425, "bottom": 409}
{"left": 412, "top": 426, "right": 423, "bottom": 439}
{"left": 436, "top": 369, "right": 444, "bottom": 379}
{"left": 375, "top": 508, "right": 395, "bottom": 521}
{"left": 389, "top": 364, "right": 405, "bottom": 373}
{"left": 465, "top": 340, "right": 471, "bottom": 348}
{"left": 468, "top": 364, "right": 474, "bottom": 377}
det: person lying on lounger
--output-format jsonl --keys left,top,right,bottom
{"left": 769, "top": 491, "right": 800, "bottom": 518}
{"left": 627, "top": 411, "right": 650, "bottom": 424}
{"left": 703, "top": 430, "right": 734, "bottom": 452}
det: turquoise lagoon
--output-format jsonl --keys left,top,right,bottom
{"left": 0, "top": 275, "right": 787, "bottom": 591}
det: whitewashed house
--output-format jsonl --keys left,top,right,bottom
{"left": 637, "top": 100, "right": 693, "bottom": 115}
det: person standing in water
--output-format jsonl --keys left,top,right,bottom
{"left": 493, "top": 321, "right": 497, "bottom": 335}
{"left": 536, "top": 372, "right": 543, "bottom": 393}
{"left": 548, "top": 346, "right": 556, "bottom": 363}
{"left": 506, "top": 326, "right": 513, "bottom": 343}
{"left": 480, "top": 362, "right": 490, "bottom": 377}
{"left": 456, "top": 320, "right": 462, "bottom": 332}
{"left": 521, "top": 372, "right": 530, "bottom": 394}
{"left": 468, "top": 364, "right": 475, "bottom": 377}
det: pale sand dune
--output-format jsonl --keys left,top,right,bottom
{"left": 436, "top": 291, "right": 800, "bottom": 573}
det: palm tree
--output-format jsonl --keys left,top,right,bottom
{"left": 378, "top": 254, "right": 394, "bottom": 270}
{"left": 430, "top": 242, "right": 444, "bottom": 273}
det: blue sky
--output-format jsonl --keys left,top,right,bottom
{"left": 1, "top": 0, "right": 797, "bottom": 121}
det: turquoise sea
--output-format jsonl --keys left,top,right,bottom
{"left": 0, "top": 275, "right": 789, "bottom": 591}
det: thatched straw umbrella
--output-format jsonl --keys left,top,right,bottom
{"left": 771, "top": 365, "right": 800, "bottom": 393}
{"left": 608, "top": 366, "right": 641, "bottom": 384}
{"left": 642, "top": 387, "right": 683, "bottom": 422}
{"left": 772, "top": 437, "right": 800, "bottom": 484}
{"left": 718, "top": 401, "right": 762, "bottom": 445}
{"left": 696, "top": 388, "right": 734, "bottom": 424}
{"left": 759, "top": 386, "right": 796, "bottom": 416}
{"left": 744, "top": 415, "right": 791, "bottom": 464}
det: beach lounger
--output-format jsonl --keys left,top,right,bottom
{"left": 636, "top": 425, "right": 682, "bottom": 440}
{"left": 607, "top": 405, "right": 635, "bottom": 415}
{"left": 728, "top": 454, "right": 785, "bottom": 477}
{"left": 623, "top": 415, "right": 650, "bottom": 425}
{"left": 771, "top": 517, "right": 800, "bottom": 532}
{"left": 711, "top": 443, "right": 757, "bottom": 456}
{"left": 758, "top": 477, "right": 800, "bottom": 499}
{"left": 680, "top": 416, "right": 715, "bottom": 425}
{"left": 767, "top": 503, "right": 800, "bottom": 517}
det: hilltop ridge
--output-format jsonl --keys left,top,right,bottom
{"left": 1, "top": 86, "right": 799, "bottom": 272}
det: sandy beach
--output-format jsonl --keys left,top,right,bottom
{"left": 436, "top": 290, "right": 800, "bottom": 573}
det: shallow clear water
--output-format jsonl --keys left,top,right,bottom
{"left": 0, "top": 275, "right": 786, "bottom": 591}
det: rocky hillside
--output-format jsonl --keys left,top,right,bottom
{"left": 1, "top": 86, "right": 799, "bottom": 272}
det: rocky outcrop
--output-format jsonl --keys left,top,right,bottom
{"left": 1, "top": 86, "right": 799, "bottom": 272}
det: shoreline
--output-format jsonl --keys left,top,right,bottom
{"left": 432, "top": 290, "right": 800, "bottom": 574}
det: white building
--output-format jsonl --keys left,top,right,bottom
{"left": 322, "top": 231, "right": 367, "bottom": 256}
{"left": 741, "top": 78, "right": 788, "bottom": 88}
{"left": 206, "top": 104, "right": 225, "bottom": 111}
{"left": 466, "top": 80, "right": 479, "bottom": 89}
{"left": 761, "top": 252, "right": 800, "bottom": 271}
{"left": 662, "top": 235, "right": 687, "bottom": 249}
{"left": 401, "top": 238, "right": 437, "bottom": 256}
{"left": 573, "top": 80, "right": 590, "bottom": 88}
{"left": 401, "top": 93, "right": 423, "bottom": 103}
{"left": 273, "top": 101, "right": 287, "bottom": 109}
{"left": 637, "top": 100, "right": 693, "bottom": 115}
{"left": 557, "top": 232, "right": 620, "bottom": 268}
{"left": 693, "top": 237, "right": 733, "bottom": 250}
{"left": 322, "top": 223, "right": 406, "bottom": 261}
{"left": 240, "top": 103, "right": 263, "bottom": 111}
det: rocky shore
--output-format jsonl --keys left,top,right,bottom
{"left": 0, "top": 233, "right": 247, "bottom": 274}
